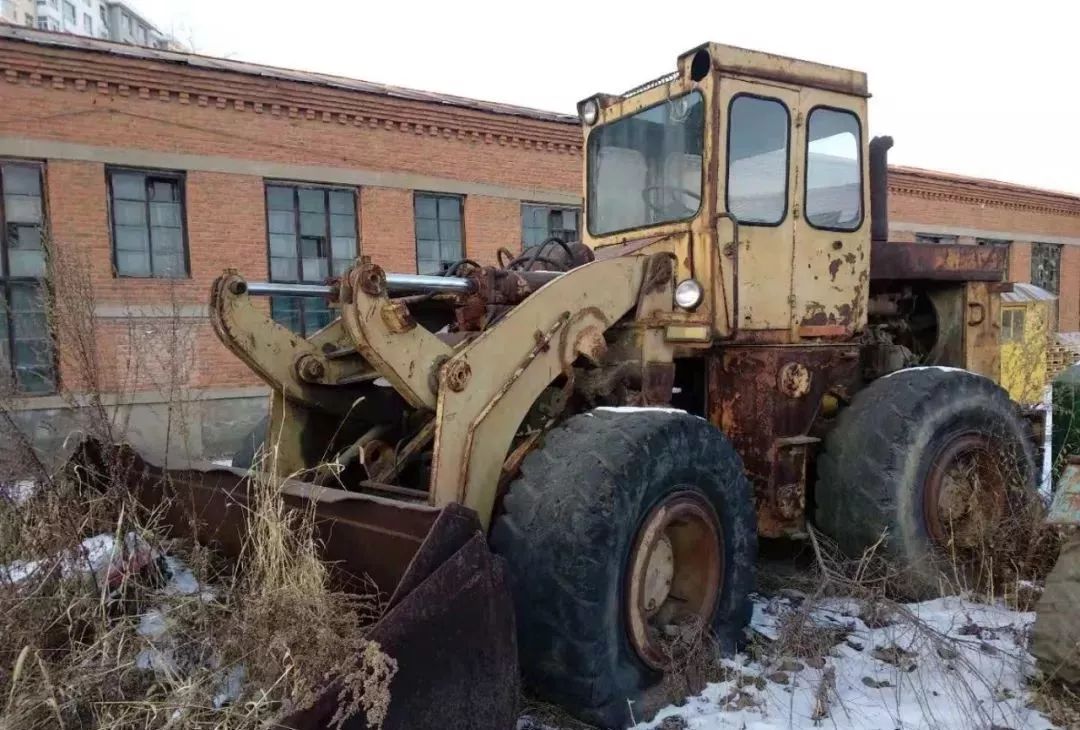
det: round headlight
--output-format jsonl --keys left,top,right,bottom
{"left": 674, "top": 279, "right": 704, "bottom": 310}
{"left": 581, "top": 100, "right": 599, "bottom": 126}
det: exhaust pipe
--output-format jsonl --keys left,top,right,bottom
{"left": 869, "top": 136, "right": 894, "bottom": 243}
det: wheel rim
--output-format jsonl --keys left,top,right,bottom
{"left": 626, "top": 491, "right": 722, "bottom": 670}
{"left": 923, "top": 432, "right": 1010, "bottom": 552}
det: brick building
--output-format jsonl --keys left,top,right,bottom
{"left": 0, "top": 26, "right": 1076, "bottom": 458}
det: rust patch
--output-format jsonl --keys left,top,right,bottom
{"left": 642, "top": 253, "right": 675, "bottom": 294}
{"left": 709, "top": 347, "right": 861, "bottom": 537}
{"left": 358, "top": 260, "right": 387, "bottom": 296}
{"left": 442, "top": 360, "right": 472, "bottom": 393}
{"left": 777, "top": 362, "right": 811, "bottom": 398}
{"left": 828, "top": 258, "right": 842, "bottom": 282}
{"left": 574, "top": 326, "right": 608, "bottom": 366}
{"left": 381, "top": 300, "right": 418, "bottom": 333}
{"left": 641, "top": 361, "right": 675, "bottom": 405}
{"left": 870, "top": 242, "right": 1008, "bottom": 282}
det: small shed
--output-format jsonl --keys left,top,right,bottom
{"left": 999, "top": 283, "right": 1056, "bottom": 405}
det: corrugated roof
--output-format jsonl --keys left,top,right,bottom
{"left": 0, "top": 25, "right": 580, "bottom": 125}
{"left": 1002, "top": 282, "right": 1058, "bottom": 304}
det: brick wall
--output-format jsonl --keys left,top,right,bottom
{"left": 0, "top": 34, "right": 582, "bottom": 399}
{"left": 4, "top": 31, "right": 1080, "bottom": 415}
{"left": 1061, "top": 246, "right": 1080, "bottom": 331}
{"left": 889, "top": 169, "right": 1080, "bottom": 332}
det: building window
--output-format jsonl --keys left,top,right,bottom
{"left": 107, "top": 169, "right": 187, "bottom": 278}
{"left": 1031, "top": 242, "right": 1062, "bottom": 295}
{"left": 414, "top": 193, "right": 463, "bottom": 275}
{"left": 522, "top": 204, "right": 579, "bottom": 247}
{"left": 1001, "top": 308, "right": 1026, "bottom": 344}
{"left": 97, "top": 5, "right": 104, "bottom": 23}
{"left": 81, "top": 12, "right": 90, "bottom": 32}
{"left": 0, "top": 162, "right": 55, "bottom": 394}
{"left": 726, "top": 95, "right": 789, "bottom": 226}
{"left": 24, "top": 13, "right": 33, "bottom": 25}
{"left": 266, "top": 184, "right": 358, "bottom": 337}
{"left": 914, "top": 233, "right": 959, "bottom": 245}
{"left": 61, "top": 0, "right": 74, "bottom": 23}
{"left": 35, "top": 16, "right": 50, "bottom": 29}
{"left": 122, "top": 11, "right": 131, "bottom": 32}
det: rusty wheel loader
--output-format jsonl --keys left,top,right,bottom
{"left": 94, "top": 44, "right": 1044, "bottom": 729}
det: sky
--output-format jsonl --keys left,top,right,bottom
{"left": 130, "top": 0, "right": 1078, "bottom": 194}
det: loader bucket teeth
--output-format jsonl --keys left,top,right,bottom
{"left": 67, "top": 440, "right": 519, "bottom": 730}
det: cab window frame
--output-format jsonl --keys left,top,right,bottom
{"left": 584, "top": 90, "right": 706, "bottom": 238}
{"left": 803, "top": 104, "right": 865, "bottom": 233}
{"left": 725, "top": 91, "right": 794, "bottom": 227}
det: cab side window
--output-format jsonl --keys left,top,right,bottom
{"left": 725, "top": 95, "right": 790, "bottom": 226}
{"left": 805, "top": 108, "right": 863, "bottom": 230}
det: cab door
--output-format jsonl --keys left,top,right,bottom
{"left": 717, "top": 77, "right": 800, "bottom": 335}
{"left": 790, "top": 89, "right": 871, "bottom": 338}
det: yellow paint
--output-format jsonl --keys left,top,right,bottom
{"left": 665, "top": 325, "right": 711, "bottom": 342}
{"left": 1000, "top": 301, "right": 1050, "bottom": 405}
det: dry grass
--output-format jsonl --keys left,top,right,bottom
{"left": 0, "top": 437, "right": 395, "bottom": 729}
{"left": 0, "top": 234, "right": 393, "bottom": 728}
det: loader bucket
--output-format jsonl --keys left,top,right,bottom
{"left": 68, "top": 440, "right": 519, "bottom": 730}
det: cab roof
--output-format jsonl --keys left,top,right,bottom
{"left": 680, "top": 42, "right": 869, "bottom": 98}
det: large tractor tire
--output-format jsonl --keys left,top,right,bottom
{"left": 815, "top": 368, "right": 1037, "bottom": 596}
{"left": 490, "top": 409, "right": 756, "bottom": 728}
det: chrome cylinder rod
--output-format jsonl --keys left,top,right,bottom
{"left": 241, "top": 273, "right": 476, "bottom": 297}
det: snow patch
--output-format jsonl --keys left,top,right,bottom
{"left": 213, "top": 665, "right": 247, "bottom": 709}
{"left": 0, "top": 479, "right": 36, "bottom": 504}
{"left": 636, "top": 594, "right": 1056, "bottom": 730}
{"left": 881, "top": 365, "right": 974, "bottom": 379}
{"left": 594, "top": 406, "right": 689, "bottom": 415}
{"left": 1, "top": 532, "right": 154, "bottom": 586}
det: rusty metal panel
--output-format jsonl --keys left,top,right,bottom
{"left": 964, "top": 281, "right": 1002, "bottom": 381}
{"left": 1048, "top": 459, "right": 1080, "bottom": 526}
{"left": 282, "top": 510, "right": 519, "bottom": 730}
{"left": 708, "top": 344, "right": 861, "bottom": 537}
{"left": 718, "top": 78, "right": 801, "bottom": 333}
{"left": 71, "top": 440, "right": 438, "bottom": 592}
{"left": 790, "top": 86, "right": 871, "bottom": 338}
{"left": 870, "top": 242, "right": 1008, "bottom": 282}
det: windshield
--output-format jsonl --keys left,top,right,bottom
{"left": 586, "top": 91, "right": 705, "bottom": 236}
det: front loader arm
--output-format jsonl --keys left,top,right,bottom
{"left": 427, "top": 254, "right": 676, "bottom": 526}
{"left": 209, "top": 272, "right": 377, "bottom": 413}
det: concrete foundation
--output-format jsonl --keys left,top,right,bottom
{"left": 3, "top": 386, "right": 268, "bottom": 469}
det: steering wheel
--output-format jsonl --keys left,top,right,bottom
{"left": 641, "top": 185, "right": 702, "bottom": 219}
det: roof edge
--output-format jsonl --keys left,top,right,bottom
{"left": 0, "top": 25, "right": 580, "bottom": 126}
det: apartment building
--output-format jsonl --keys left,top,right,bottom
{"left": 2, "top": 0, "right": 179, "bottom": 49}
{"left": 0, "top": 26, "right": 1075, "bottom": 459}
{"left": 0, "top": 0, "right": 35, "bottom": 27}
